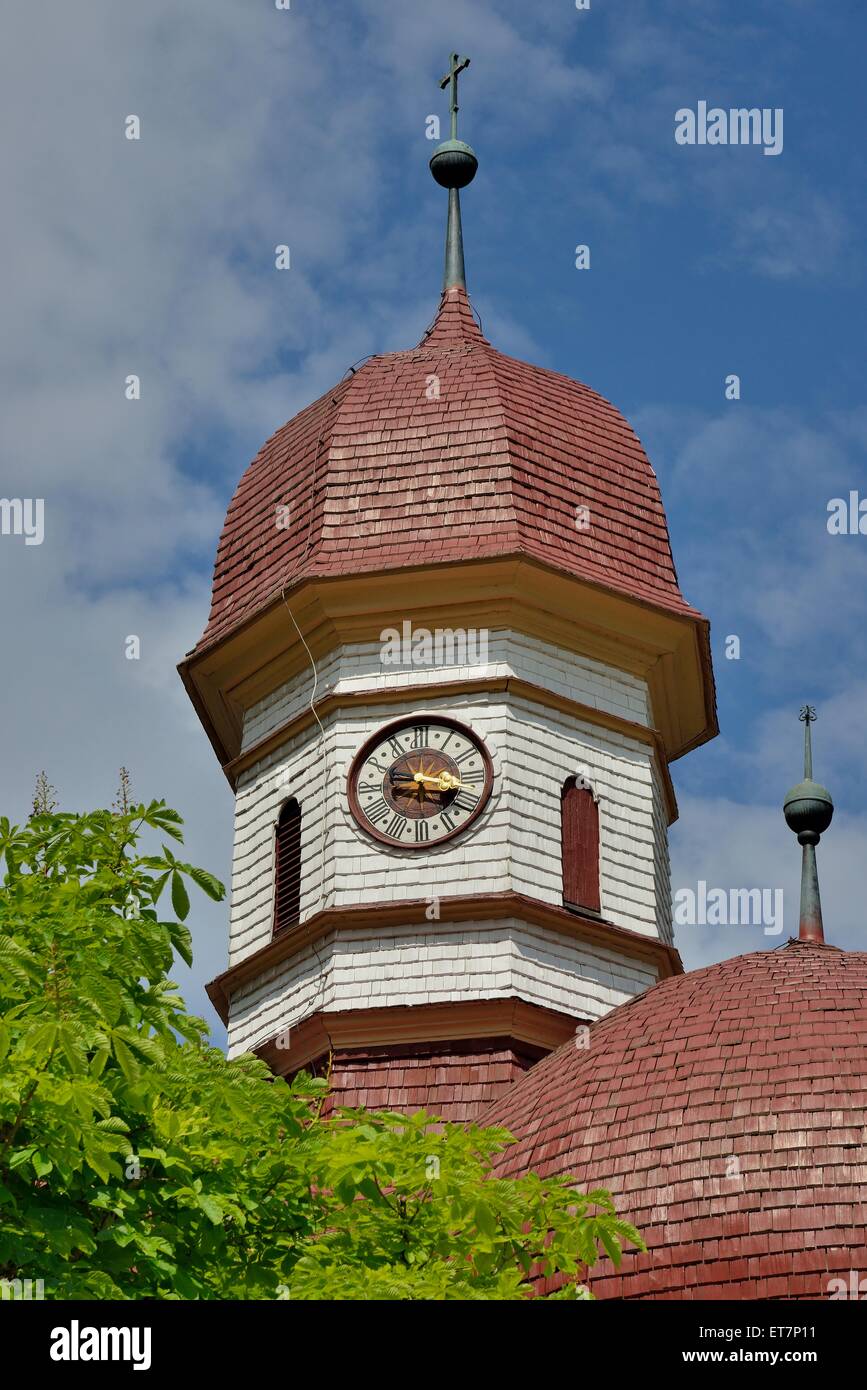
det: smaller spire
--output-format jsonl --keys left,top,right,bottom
{"left": 429, "top": 52, "right": 478, "bottom": 291}
{"left": 783, "top": 706, "right": 834, "bottom": 943}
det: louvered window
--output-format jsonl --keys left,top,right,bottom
{"left": 273, "top": 799, "right": 302, "bottom": 936}
{"left": 561, "top": 777, "right": 600, "bottom": 913}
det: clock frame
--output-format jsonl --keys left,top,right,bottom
{"left": 346, "top": 714, "right": 494, "bottom": 850}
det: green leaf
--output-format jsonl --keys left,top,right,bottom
{"left": 111, "top": 1034, "right": 139, "bottom": 1084}
{"left": 0, "top": 935, "right": 42, "bottom": 983}
{"left": 147, "top": 803, "right": 185, "bottom": 841}
{"left": 57, "top": 1025, "right": 85, "bottom": 1075}
{"left": 115, "top": 1029, "right": 162, "bottom": 1064}
{"left": 84, "top": 1144, "right": 112, "bottom": 1183}
{"left": 187, "top": 866, "right": 225, "bottom": 902}
{"left": 196, "top": 1194, "right": 225, "bottom": 1225}
{"left": 168, "top": 919, "right": 193, "bottom": 968}
{"left": 19, "top": 1020, "right": 58, "bottom": 1058}
{"left": 95, "top": 1116, "right": 131, "bottom": 1134}
{"left": 8, "top": 1147, "right": 36, "bottom": 1172}
{"left": 150, "top": 870, "right": 170, "bottom": 904}
{"left": 474, "top": 1202, "right": 497, "bottom": 1238}
{"left": 170, "top": 871, "right": 190, "bottom": 922}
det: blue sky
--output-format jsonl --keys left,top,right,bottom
{"left": 2, "top": 0, "right": 865, "bottom": 1042}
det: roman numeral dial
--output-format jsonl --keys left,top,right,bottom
{"left": 347, "top": 716, "right": 494, "bottom": 849}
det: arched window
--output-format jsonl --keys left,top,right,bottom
{"left": 273, "top": 798, "right": 302, "bottom": 936}
{"left": 561, "top": 777, "right": 600, "bottom": 914}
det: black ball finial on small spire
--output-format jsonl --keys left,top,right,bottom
{"left": 783, "top": 706, "right": 834, "bottom": 943}
{"left": 783, "top": 707, "right": 834, "bottom": 841}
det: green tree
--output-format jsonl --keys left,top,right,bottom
{"left": 0, "top": 793, "right": 642, "bottom": 1299}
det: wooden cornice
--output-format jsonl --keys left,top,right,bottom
{"left": 205, "top": 890, "right": 683, "bottom": 1026}
{"left": 256, "top": 997, "right": 581, "bottom": 1076}
{"left": 179, "top": 554, "right": 717, "bottom": 774}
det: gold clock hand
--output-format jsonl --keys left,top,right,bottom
{"left": 387, "top": 770, "right": 462, "bottom": 793}
{"left": 412, "top": 771, "right": 462, "bottom": 792}
{"left": 436, "top": 772, "right": 462, "bottom": 792}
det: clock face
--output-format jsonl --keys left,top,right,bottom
{"left": 347, "top": 716, "right": 493, "bottom": 849}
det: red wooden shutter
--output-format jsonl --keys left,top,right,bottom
{"left": 561, "top": 778, "right": 600, "bottom": 912}
{"left": 273, "top": 799, "right": 302, "bottom": 936}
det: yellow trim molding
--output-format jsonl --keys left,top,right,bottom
{"left": 179, "top": 554, "right": 717, "bottom": 773}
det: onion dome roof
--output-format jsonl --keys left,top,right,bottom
{"left": 197, "top": 285, "right": 700, "bottom": 652}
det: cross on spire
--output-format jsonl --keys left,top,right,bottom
{"left": 439, "top": 53, "right": 470, "bottom": 140}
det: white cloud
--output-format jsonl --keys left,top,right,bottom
{"left": 715, "top": 193, "right": 853, "bottom": 282}
{"left": 633, "top": 404, "right": 867, "bottom": 680}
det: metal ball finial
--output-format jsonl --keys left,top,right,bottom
{"left": 429, "top": 139, "right": 478, "bottom": 190}
{"left": 783, "top": 705, "right": 833, "bottom": 944}
{"left": 430, "top": 51, "right": 478, "bottom": 290}
{"left": 783, "top": 782, "right": 834, "bottom": 841}
{"left": 430, "top": 53, "right": 477, "bottom": 188}
{"left": 784, "top": 703, "right": 833, "bottom": 838}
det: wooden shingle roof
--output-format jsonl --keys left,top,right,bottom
{"left": 483, "top": 940, "right": 867, "bottom": 1299}
{"left": 197, "top": 285, "right": 699, "bottom": 651}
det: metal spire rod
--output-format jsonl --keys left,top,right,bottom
{"left": 443, "top": 189, "right": 466, "bottom": 290}
{"left": 784, "top": 706, "right": 834, "bottom": 945}
{"left": 429, "top": 52, "right": 478, "bottom": 292}
{"left": 802, "top": 703, "right": 815, "bottom": 778}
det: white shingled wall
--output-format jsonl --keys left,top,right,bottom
{"left": 230, "top": 697, "right": 664, "bottom": 958}
{"left": 226, "top": 917, "right": 659, "bottom": 1057}
{"left": 241, "top": 630, "right": 650, "bottom": 753}
{"left": 224, "top": 631, "right": 671, "bottom": 1047}
{"left": 651, "top": 760, "right": 674, "bottom": 945}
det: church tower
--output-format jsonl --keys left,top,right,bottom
{"left": 180, "top": 55, "right": 717, "bottom": 1119}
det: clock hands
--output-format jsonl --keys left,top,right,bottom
{"left": 424, "top": 770, "right": 461, "bottom": 792}
{"left": 388, "top": 769, "right": 462, "bottom": 793}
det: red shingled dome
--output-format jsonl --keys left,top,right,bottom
{"left": 483, "top": 940, "right": 867, "bottom": 1299}
{"left": 198, "top": 286, "right": 699, "bottom": 650}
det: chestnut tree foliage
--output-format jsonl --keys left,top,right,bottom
{"left": 0, "top": 795, "right": 642, "bottom": 1300}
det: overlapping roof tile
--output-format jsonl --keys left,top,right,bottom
{"left": 198, "top": 286, "right": 698, "bottom": 650}
{"left": 319, "top": 1039, "right": 539, "bottom": 1124}
{"left": 482, "top": 940, "right": 867, "bottom": 1299}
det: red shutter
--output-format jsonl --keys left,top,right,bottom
{"left": 273, "top": 799, "right": 302, "bottom": 936}
{"left": 561, "top": 779, "right": 600, "bottom": 912}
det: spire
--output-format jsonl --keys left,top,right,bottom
{"left": 783, "top": 706, "right": 834, "bottom": 943}
{"left": 429, "top": 52, "right": 478, "bottom": 291}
